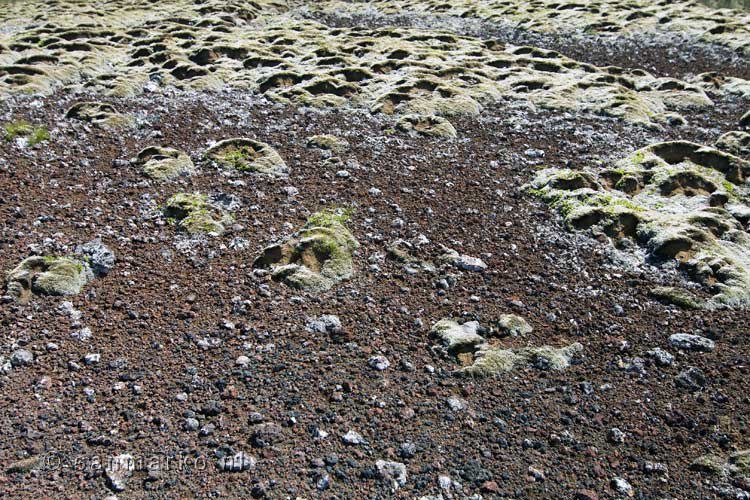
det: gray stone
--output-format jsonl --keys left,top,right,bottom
{"left": 106, "top": 454, "right": 135, "bottom": 492}
{"left": 376, "top": 460, "right": 407, "bottom": 488}
{"left": 306, "top": 315, "right": 342, "bottom": 334}
{"left": 217, "top": 452, "right": 256, "bottom": 472}
{"left": 76, "top": 238, "right": 115, "bottom": 276}
{"left": 645, "top": 348, "right": 674, "bottom": 367}
{"left": 84, "top": 353, "right": 100, "bottom": 365}
{"left": 10, "top": 349, "right": 33, "bottom": 367}
{"left": 611, "top": 477, "right": 633, "bottom": 496}
{"left": 676, "top": 367, "right": 707, "bottom": 391}
{"left": 368, "top": 355, "right": 390, "bottom": 371}
{"left": 669, "top": 333, "right": 715, "bottom": 352}
{"left": 342, "top": 430, "right": 365, "bottom": 445}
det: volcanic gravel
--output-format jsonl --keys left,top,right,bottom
{"left": 1, "top": 9, "right": 750, "bottom": 500}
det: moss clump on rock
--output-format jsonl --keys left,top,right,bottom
{"left": 3, "top": 121, "right": 49, "bottom": 145}
{"left": 690, "top": 450, "right": 750, "bottom": 477}
{"left": 205, "top": 138, "right": 288, "bottom": 177}
{"left": 526, "top": 141, "right": 750, "bottom": 308}
{"left": 494, "top": 314, "right": 533, "bottom": 336}
{"left": 4, "top": 256, "right": 93, "bottom": 303}
{"left": 163, "top": 192, "right": 233, "bottom": 236}
{"left": 649, "top": 286, "right": 704, "bottom": 309}
{"left": 65, "top": 101, "right": 129, "bottom": 127}
{"left": 430, "top": 317, "right": 581, "bottom": 377}
{"left": 253, "top": 208, "right": 359, "bottom": 292}
{"left": 306, "top": 134, "right": 349, "bottom": 155}
{"left": 395, "top": 114, "right": 457, "bottom": 138}
{"left": 133, "top": 146, "right": 195, "bottom": 180}
{"left": 431, "top": 319, "right": 486, "bottom": 355}
{"left": 716, "top": 131, "right": 750, "bottom": 160}
{"left": 460, "top": 342, "right": 583, "bottom": 377}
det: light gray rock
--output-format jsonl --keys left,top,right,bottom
{"left": 611, "top": 477, "right": 633, "bottom": 496}
{"left": 10, "top": 349, "right": 34, "bottom": 367}
{"left": 306, "top": 315, "right": 341, "bottom": 333}
{"left": 376, "top": 460, "right": 407, "bottom": 488}
{"left": 368, "top": 355, "right": 390, "bottom": 371}
{"left": 106, "top": 454, "right": 135, "bottom": 492}
{"left": 669, "top": 333, "right": 715, "bottom": 352}
{"left": 645, "top": 348, "right": 674, "bottom": 366}
{"left": 217, "top": 452, "right": 256, "bottom": 472}
{"left": 431, "top": 319, "right": 485, "bottom": 355}
{"left": 342, "top": 430, "right": 365, "bottom": 445}
{"left": 76, "top": 238, "right": 115, "bottom": 276}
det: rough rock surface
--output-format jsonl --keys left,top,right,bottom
{"left": 1, "top": 1, "right": 750, "bottom": 499}
{"left": 133, "top": 146, "right": 196, "bottom": 180}
{"left": 528, "top": 140, "right": 750, "bottom": 307}
{"left": 253, "top": 209, "right": 359, "bottom": 292}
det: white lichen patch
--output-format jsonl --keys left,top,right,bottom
{"left": 527, "top": 141, "right": 750, "bottom": 307}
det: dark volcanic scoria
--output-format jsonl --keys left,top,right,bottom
{"left": 1, "top": 0, "right": 750, "bottom": 499}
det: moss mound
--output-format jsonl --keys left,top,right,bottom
{"left": 253, "top": 209, "right": 359, "bottom": 292}
{"left": 163, "top": 192, "right": 233, "bottom": 236}
{"left": 306, "top": 134, "right": 350, "bottom": 155}
{"left": 134, "top": 146, "right": 195, "bottom": 180}
{"left": 65, "top": 101, "right": 129, "bottom": 127}
{"left": 5, "top": 256, "right": 93, "bottom": 303}
{"left": 205, "top": 138, "right": 288, "bottom": 177}
{"left": 396, "top": 114, "right": 456, "bottom": 138}
{"left": 527, "top": 141, "right": 750, "bottom": 308}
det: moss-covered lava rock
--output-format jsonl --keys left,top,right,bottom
{"left": 205, "top": 138, "right": 288, "bottom": 177}
{"left": 163, "top": 192, "right": 233, "bottom": 236}
{"left": 691, "top": 450, "right": 750, "bottom": 477}
{"left": 649, "top": 286, "right": 704, "bottom": 309}
{"left": 430, "top": 317, "right": 581, "bottom": 377}
{"left": 460, "top": 342, "right": 583, "bottom": 377}
{"left": 133, "top": 146, "right": 195, "bottom": 180}
{"left": 253, "top": 209, "right": 359, "bottom": 292}
{"left": 65, "top": 101, "right": 129, "bottom": 127}
{"left": 431, "top": 319, "right": 486, "bottom": 356}
{"left": 306, "top": 134, "right": 350, "bottom": 155}
{"left": 716, "top": 131, "right": 750, "bottom": 160}
{"left": 4, "top": 256, "right": 94, "bottom": 303}
{"left": 395, "top": 114, "right": 457, "bottom": 138}
{"left": 527, "top": 140, "right": 750, "bottom": 308}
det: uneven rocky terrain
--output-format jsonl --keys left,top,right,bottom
{"left": 1, "top": 0, "right": 750, "bottom": 499}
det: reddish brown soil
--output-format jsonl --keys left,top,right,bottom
{"left": 0, "top": 24, "right": 749, "bottom": 500}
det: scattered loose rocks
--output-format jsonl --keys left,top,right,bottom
{"left": 1, "top": 2, "right": 750, "bottom": 498}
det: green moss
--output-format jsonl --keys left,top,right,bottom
{"left": 27, "top": 126, "right": 50, "bottom": 145}
{"left": 221, "top": 148, "right": 253, "bottom": 171}
{"left": 206, "top": 138, "right": 288, "bottom": 177}
{"left": 253, "top": 210, "right": 359, "bottom": 293}
{"left": 163, "top": 192, "right": 232, "bottom": 236}
{"left": 5, "top": 255, "right": 93, "bottom": 302}
{"left": 649, "top": 286, "right": 704, "bottom": 309}
{"left": 3, "top": 121, "right": 49, "bottom": 145}
{"left": 307, "top": 207, "right": 354, "bottom": 227}
{"left": 3, "top": 121, "right": 33, "bottom": 140}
